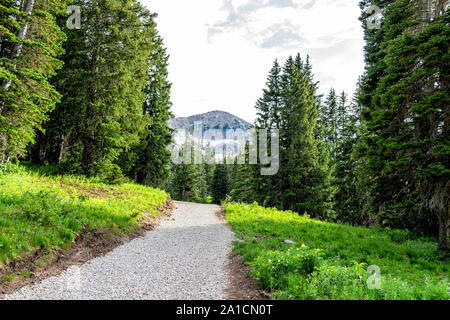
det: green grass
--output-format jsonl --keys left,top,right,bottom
{"left": 225, "top": 202, "right": 449, "bottom": 300}
{"left": 0, "top": 164, "right": 170, "bottom": 267}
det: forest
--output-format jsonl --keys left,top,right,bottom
{"left": 0, "top": 0, "right": 448, "bottom": 297}
{"left": 168, "top": 0, "right": 449, "bottom": 252}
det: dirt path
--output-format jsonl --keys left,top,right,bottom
{"left": 5, "top": 202, "right": 237, "bottom": 300}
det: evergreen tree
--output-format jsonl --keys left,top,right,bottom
{"left": 0, "top": 0, "right": 67, "bottom": 163}
{"left": 357, "top": 0, "right": 449, "bottom": 249}
{"left": 197, "top": 162, "right": 209, "bottom": 203}
{"left": 255, "top": 60, "right": 283, "bottom": 130}
{"left": 332, "top": 88, "right": 364, "bottom": 224}
{"left": 281, "top": 54, "right": 333, "bottom": 218}
{"left": 233, "top": 54, "right": 334, "bottom": 218}
{"left": 127, "top": 35, "right": 173, "bottom": 188}
{"left": 254, "top": 60, "right": 283, "bottom": 207}
{"left": 31, "top": 0, "right": 156, "bottom": 180}
{"left": 230, "top": 142, "right": 258, "bottom": 204}
{"left": 204, "top": 143, "right": 215, "bottom": 197}
{"left": 211, "top": 162, "right": 229, "bottom": 204}
{"left": 337, "top": 91, "right": 348, "bottom": 139}
{"left": 171, "top": 142, "right": 200, "bottom": 202}
{"left": 322, "top": 88, "right": 338, "bottom": 148}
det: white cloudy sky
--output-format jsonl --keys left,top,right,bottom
{"left": 142, "top": 0, "right": 365, "bottom": 123}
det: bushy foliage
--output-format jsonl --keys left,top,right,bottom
{"left": 250, "top": 246, "right": 323, "bottom": 289}
{"left": 0, "top": 160, "right": 20, "bottom": 175}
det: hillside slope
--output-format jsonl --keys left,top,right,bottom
{"left": 0, "top": 164, "right": 170, "bottom": 289}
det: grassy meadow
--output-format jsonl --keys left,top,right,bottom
{"left": 225, "top": 202, "right": 449, "bottom": 300}
{"left": 0, "top": 163, "right": 169, "bottom": 270}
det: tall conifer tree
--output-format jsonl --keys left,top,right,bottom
{"left": 357, "top": 0, "right": 449, "bottom": 249}
{"left": 127, "top": 35, "right": 173, "bottom": 187}
{"left": 0, "top": 0, "right": 67, "bottom": 163}
{"left": 32, "top": 0, "right": 156, "bottom": 180}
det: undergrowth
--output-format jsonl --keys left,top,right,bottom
{"left": 225, "top": 202, "right": 449, "bottom": 300}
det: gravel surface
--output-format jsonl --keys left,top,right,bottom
{"left": 6, "top": 202, "right": 235, "bottom": 300}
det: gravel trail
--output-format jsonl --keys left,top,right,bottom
{"left": 6, "top": 202, "right": 235, "bottom": 300}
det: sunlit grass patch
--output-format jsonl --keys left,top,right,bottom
{"left": 0, "top": 164, "right": 170, "bottom": 266}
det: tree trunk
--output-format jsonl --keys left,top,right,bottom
{"left": 437, "top": 205, "right": 449, "bottom": 251}
{"left": 58, "top": 134, "right": 67, "bottom": 164}
{"left": 82, "top": 133, "right": 95, "bottom": 175}
{"left": 0, "top": 132, "right": 7, "bottom": 165}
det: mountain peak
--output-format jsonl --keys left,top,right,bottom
{"left": 168, "top": 110, "right": 252, "bottom": 131}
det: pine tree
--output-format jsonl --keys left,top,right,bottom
{"left": 255, "top": 60, "right": 283, "bottom": 130}
{"left": 253, "top": 60, "right": 283, "bottom": 207}
{"left": 337, "top": 91, "right": 348, "bottom": 139}
{"left": 31, "top": 0, "right": 156, "bottom": 180}
{"left": 171, "top": 143, "right": 200, "bottom": 202}
{"left": 127, "top": 35, "right": 173, "bottom": 188}
{"left": 323, "top": 89, "right": 338, "bottom": 148}
{"left": 197, "top": 162, "right": 210, "bottom": 203}
{"left": 235, "top": 54, "right": 334, "bottom": 217}
{"left": 211, "top": 162, "right": 229, "bottom": 204}
{"left": 204, "top": 143, "right": 215, "bottom": 197}
{"left": 332, "top": 88, "right": 364, "bottom": 224}
{"left": 357, "top": 0, "right": 449, "bottom": 249}
{"left": 282, "top": 54, "right": 333, "bottom": 217}
{"left": 230, "top": 142, "right": 258, "bottom": 204}
{"left": 0, "top": 0, "right": 67, "bottom": 163}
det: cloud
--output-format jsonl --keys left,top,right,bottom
{"left": 144, "top": 0, "right": 365, "bottom": 123}
{"left": 301, "top": 0, "right": 316, "bottom": 10}
{"left": 259, "top": 23, "right": 304, "bottom": 49}
{"left": 207, "top": 0, "right": 305, "bottom": 46}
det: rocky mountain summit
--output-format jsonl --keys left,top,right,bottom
{"left": 168, "top": 110, "right": 252, "bottom": 132}
{"left": 168, "top": 111, "right": 253, "bottom": 158}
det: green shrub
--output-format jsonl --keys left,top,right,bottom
{"left": 0, "top": 161, "right": 21, "bottom": 176}
{"left": 368, "top": 276, "right": 449, "bottom": 300}
{"left": 273, "top": 263, "right": 449, "bottom": 300}
{"left": 274, "top": 262, "right": 367, "bottom": 300}
{"left": 384, "top": 227, "right": 415, "bottom": 243}
{"left": 307, "top": 263, "right": 367, "bottom": 299}
{"left": 250, "top": 246, "right": 323, "bottom": 289}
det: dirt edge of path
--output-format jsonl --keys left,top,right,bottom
{"left": 0, "top": 199, "right": 175, "bottom": 298}
{"left": 216, "top": 208, "right": 268, "bottom": 300}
